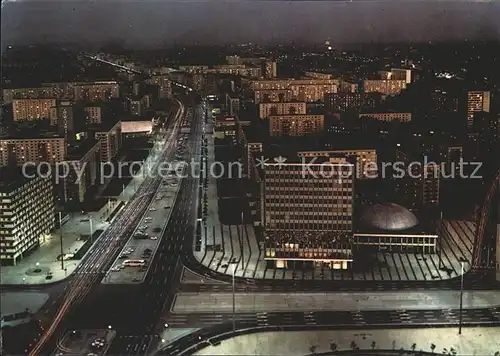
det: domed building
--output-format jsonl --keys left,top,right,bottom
{"left": 360, "top": 203, "right": 419, "bottom": 231}
{"left": 353, "top": 202, "right": 438, "bottom": 254}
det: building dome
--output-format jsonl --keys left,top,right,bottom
{"left": 361, "top": 203, "right": 418, "bottom": 231}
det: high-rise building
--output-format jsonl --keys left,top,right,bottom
{"left": 0, "top": 169, "right": 55, "bottom": 266}
{"left": 467, "top": 91, "right": 491, "bottom": 127}
{"left": 50, "top": 101, "right": 75, "bottom": 144}
{"left": 269, "top": 114, "right": 324, "bottom": 137}
{"left": 259, "top": 102, "right": 307, "bottom": 119}
{"left": 13, "top": 98, "right": 57, "bottom": 121}
{"left": 394, "top": 149, "right": 440, "bottom": 210}
{"left": 262, "top": 157, "right": 354, "bottom": 269}
{"left": 92, "top": 122, "right": 122, "bottom": 162}
{"left": 0, "top": 135, "right": 67, "bottom": 167}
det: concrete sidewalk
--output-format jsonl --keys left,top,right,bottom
{"left": 194, "top": 327, "right": 500, "bottom": 356}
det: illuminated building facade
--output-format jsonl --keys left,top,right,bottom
{"left": 259, "top": 102, "right": 307, "bottom": 119}
{"left": 263, "top": 158, "right": 354, "bottom": 269}
{"left": 354, "top": 203, "right": 437, "bottom": 254}
{"left": 93, "top": 122, "right": 122, "bottom": 162}
{"left": 254, "top": 89, "right": 292, "bottom": 104}
{"left": 13, "top": 99, "right": 57, "bottom": 121}
{"left": 65, "top": 140, "right": 101, "bottom": 204}
{"left": 74, "top": 82, "right": 120, "bottom": 102}
{"left": 394, "top": 149, "right": 440, "bottom": 210}
{"left": 0, "top": 169, "right": 55, "bottom": 266}
{"left": 84, "top": 106, "right": 102, "bottom": 124}
{"left": 269, "top": 114, "right": 324, "bottom": 137}
{"left": 467, "top": 91, "right": 491, "bottom": 127}
{"left": 251, "top": 79, "right": 337, "bottom": 102}
{"left": 297, "top": 149, "right": 377, "bottom": 179}
{"left": 0, "top": 136, "right": 67, "bottom": 167}
{"left": 359, "top": 112, "right": 412, "bottom": 122}
{"left": 363, "top": 80, "right": 407, "bottom": 95}
{"left": 324, "top": 93, "right": 363, "bottom": 113}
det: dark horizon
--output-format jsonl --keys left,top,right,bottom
{"left": 2, "top": 1, "right": 500, "bottom": 49}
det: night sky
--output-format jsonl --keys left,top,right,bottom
{"left": 2, "top": 1, "right": 500, "bottom": 47}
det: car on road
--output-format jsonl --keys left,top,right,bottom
{"left": 150, "top": 236, "right": 158, "bottom": 240}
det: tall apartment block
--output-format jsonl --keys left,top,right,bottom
{"left": 0, "top": 169, "right": 55, "bottom": 266}
{"left": 0, "top": 135, "right": 67, "bottom": 167}
{"left": 467, "top": 91, "right": 491, "bottom": 128}
{"left": 263, "top": 158, "right": 354, "bottom": 269}
{"left": 13, "top": 98, "right": 57, "bottom": 121}
{"left": 92, "top": 122, "right": 122, "bottom": 162}
{"left": 394, "top": 149, "right": 440, "bottom": 210}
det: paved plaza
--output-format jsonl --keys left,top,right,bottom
{"left": 171, "top": 291, "right": 500, "bottom": 314}
{"left": 193, "top": 327, "right": 500, "bottom": 356}
{"left": 0, "top": 205, "right": 117, "bottom": 286}
{"left": 192, "top": 117, "right": 476, "bottom": 282}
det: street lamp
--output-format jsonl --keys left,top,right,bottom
{"left": 89, "top": 218, "right": 93, "bottom": 244}
{"left": 231, "top": 262, "right": 237, "bottom": 334}
{"left": 458, "top": 261, "right": 464, "bottom": 335}
{"left": 108, "top": 325, "right": 112, "bottom": 330}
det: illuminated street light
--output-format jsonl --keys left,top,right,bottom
{"left": 107, "top": 325, "right": 112, "bottom": 330}
{"left": 164, "top": 323, "right": 169, "bottom": 328}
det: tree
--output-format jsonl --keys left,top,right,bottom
{"left": 431, "top": 344, "right": 436, "bottom": 353}
{"left": 330, "top": 343, "right": 337, "bottom": 352}
{"left": 371, "top": 341, "right": 376, "bottom": 350}
{"left": 412, "top": 343, "right": 417, "bottom": 352}
{"left": 309, "top": 345, "right": 316, "bottom": 354}
{"left": 350, "top": 341, "right": 357, "bottom": 351}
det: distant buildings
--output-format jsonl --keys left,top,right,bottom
{"left": 359, "top": 112, "right": 412, "bottom": 122}
{"left": 250, "top": 78, "right": 337, "bottom": 102}
{"left": 467, "top": 91, "right": 491, "bottom": 127}
{"left": 269, "top": 114, "right": 324, "bottom": 137}
{"left": 0, "top": 169, "right": 55, "bottom": 266}
{"left": 363, "top": 79, "right": 407, "bottom": 96}
{"left": 226, "top": 55, "right": 277, "bottom": 78}
{"left": 3, "top": 81, "right": 120, "bottom": 104}
{"left": 73, "top": 81, "right": 120, "bottom": 102}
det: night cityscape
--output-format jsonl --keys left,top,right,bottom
{"left": 0, "top": 1, "right": 499, "bottom": 356}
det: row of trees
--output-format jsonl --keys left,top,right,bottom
{"left": 307, "top": 341, "right": 500, "bottom": 355}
